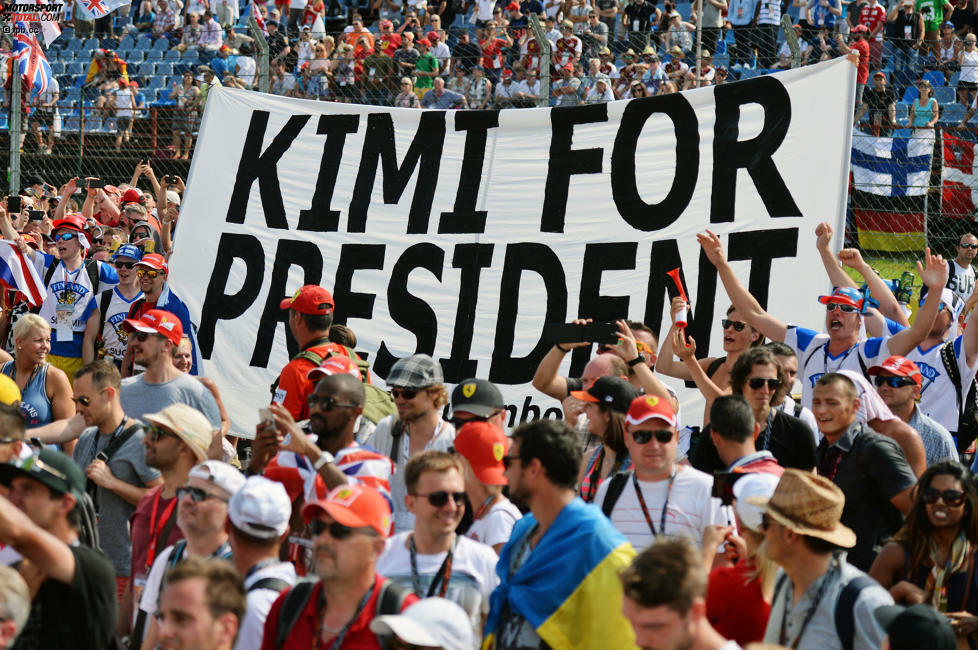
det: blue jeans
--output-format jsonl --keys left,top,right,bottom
{"left": 892, "top": 46, "right": 918, "bottom": 90}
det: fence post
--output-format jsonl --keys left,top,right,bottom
{"left": 528, "top": 14, "right": 550, "bottom": 107}
{"left": 695, "top": 0, "right": 704, "bottom": 85}
{"left": 781, "top": 14, "right": 800, "bottom": 69}
{"left": 249, "top": 18, "right": 270, "bottom": 93}
{"left": 10, "top": 48, "right": 22, "bottom": 194}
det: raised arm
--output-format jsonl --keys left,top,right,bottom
{"left": 674, "top": 329, "right": 731, "bottom": 402}
{"left": 531, "top": 318, "right": 592, "bottom": 400}
{"left": 615, "top": 320, "right": 679, "bottom": 411}
{"left": 0, "top": 493, "right": 76, "bottom": 585}
{"left": 815, "top": 221, "right": 858, "bottom": 290}
{"left": 697, "top": 230, "right": 788, "bottom": 342}
{"left": 886, "top": 248, "right": 949, "bottom": 356}
{"left": 837, "top": 248, "right": 910, "bottom": 327}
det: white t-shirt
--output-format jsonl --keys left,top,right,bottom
{"left": 948, "top": 260, "right": 976, "bottom": 304}
{"left": 233, "top": 562, "right": 297, "bottom": 650}
{"left": 377, "top": 532, "right": 499, "bottom": 641}
{"left": 906, "top": 335, "right": 978, "bottom": 433}
{"left": 784, "top": 326, "right": 892, "bottom": 408}
{"left": 96, "top": 287, "right": 143, "bottom": 362}
{"left": 139, "top": 545, "right": 177, "bottom": 616}
{"left": 592, "top": 466, "right": 723, "bottom": 552}
{"left": 466, "top": 497, "right": 522, "bottom": 548}
{"left": 476, "top": 0, "right": 495, "bottom": 20}
{"left": 115, "top": 88, "right": 135, "bottom": 118}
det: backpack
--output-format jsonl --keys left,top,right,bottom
{"left": 939, "top": 339, "right": 978, "bottom": 453}
{"left": 773, "top": 571, "right": 876, "bottom": 650}
{"left": 274, "top": 578, "right": 412, "bottom": 649}
{"left": 249, "top": 577, "right": 293, "bottom": 593}
{"left": 41, "top": 258, "right": 102, "bottom": 301}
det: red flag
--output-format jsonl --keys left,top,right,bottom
{"left": 942, "top": 131, "right": 978, "bottom": 219}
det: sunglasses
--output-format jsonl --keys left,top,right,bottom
{"left": 307, "top": 394, "right": 358, "bottom": 410}
{"left": 390, "top": 387, "right": 420, "bottom": 400}
{"left": 501, "top": 455, "right": 521, "bottom": 470}
{"left": 136, "top": 269, "right": 163, "bottom": 280}
{"left": 307, "top": 518, "right": 375, "bottom": 539}
{"left": 874, "top": 375, "right": 916, "bottom": 388}
{"left": 412, "top": 490, "right": 466, "bottom": 507}
{"left": 132, "top": 331, "right": 162, "bottom": 342}
{"left": 449, "top": 411, "right": 500, "bottom": 429}
{"left": 961, "top": 243, "right": 978, "bottom": 249}
{"left": 747, "top": 377, "right": 782, "bottom": 390}
{"left": 631, "top": 429, "right": 674, "bottom": 444}
{"left": 72, "top": 394, "right": 94, "bottom": 407}
{"left": 114, "top": 261, "right": 137, "bottom": 269}
{"left": 0, "top": 438, "right": 20, "bottom": 444}
{"left": 825, "top": 303, "right": 858, "bottom": 313}
{"left": 176, "top": 485, "right": 228, "bottom": 503}
{"left": 147, "top": 424, "right": 178, "bottom": 442}
{"left": 53, "top": 232, "right": 77, "bottom": 242}
{"left": 760, "top": 513, "right": 773, "bottom": 530}
{"left": 922, "top": 487, "right": 966, "bottom": 507}
{"left": 721, "top": 319, "right": 747, "bottom": 332}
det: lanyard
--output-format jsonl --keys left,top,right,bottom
{"left": 758, "top": 410, "right": 775, "bottom": 451}
{"left": 59, "top": 263, "right": 82, "bottom": 303}
{"left": 145, "top": 489, "right": 178, "bottom": 571}
{"left": 820, "top": 446, "right": 846, "bottom": 481}
{"left": 779, "top": 558, "right": 839, "bottom": 649}
{"left": 314, "top": 578, "right": 376, "bottom": 650}
{"left": 409, "top": 534, "right": 456, "bottom": 598}
{"left": 633, "top": 468, "right": 676, "bottom": 537}
{"left": 474, "top": 495, "right": 497, "bottom": 520}
{"left": 244, "top": 558, "right": 280, "bottom": 582}
{"left": 822, "top": 342, "right": 856, "bottom": 374}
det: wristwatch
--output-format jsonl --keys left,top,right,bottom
{"left": 312, "top": 451, "right": 335, "bottom": 471}
{"left": 626, "top": 354, "right": 645, "bottom": 367}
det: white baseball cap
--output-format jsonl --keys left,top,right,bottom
{"left": 188, "top": 460, "right": 246, "bottom": 497}
{"left": 369, "top": 598, "right": 472, "bottom": 650}
{"left": 733, "top": 472, "right": 781, "bottom": 532}
{"left": 229, "top": 476, "right": 291, "bottom": 539}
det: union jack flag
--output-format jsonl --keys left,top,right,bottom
{"left": 249, "top": 0, "right": 267, "bottom": 34}
{"left": 74, "top": 0, "right": 128, "bottom": 20}
{"left": 12, "top": 26, "right": 52, "bottom": 94}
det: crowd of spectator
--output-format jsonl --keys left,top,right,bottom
{"left": 0, "top": 159, "right": 975, "bottom": 650}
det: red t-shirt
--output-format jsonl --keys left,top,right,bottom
{"left": 274, "top": 340, "right": 359, "bottom": 421}
{"left": 853, "top": 39, "right": 870, "bottom": 83}
{"left": 376, "top": 33, "right": 402, "bottom": 57}
{"left": 706, "top": 561, "right": 770, "bottom": 646}
{"left": 481, "top": 37, "right": 507, "bottom": 70}
{"left": 129, "top": 485, "right": 185, "bottom": 585}
{"left": 734, "top": 457, "right": 784, "bottom": 477}
{"left": 260, "top": 575, "right": 418, "bottom": 650}
{"left": 858, "top": 2, "right": 886, "bottom": 37}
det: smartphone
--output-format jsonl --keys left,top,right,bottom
{"left": 6, "top": 197, "right": 22, "bottom": 213}
{"left": 543, "top": 321, "right": 620, "bottom": 346}
{"left": 27, "top": 210, "right": 45, "bottom": 222}
{"left": 258, "top": 407, "right": 274, "bottom": 425}
{"left": 76, "top": 179, "right": 89, "bottom": 190}
{"left": 88, "top": 179, "right": 106, "bottom": 189}
{"left": 96, "top": 451, "right": 109, "bottom": 462}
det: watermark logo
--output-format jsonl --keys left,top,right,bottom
{"left": 0, "top": 3, "right": 65, "bottom": 26}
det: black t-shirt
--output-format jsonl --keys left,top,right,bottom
{"left": 623, "top": 2, "right": 656, "bottom": 32}
{"left": 952, "top": 5, "right": 973, "bottom": 32}
{"left": 815, "top": 423, "right": 917, "bottom": 572}
{"left": 268, "top": 31, "right": 289, "bottom": 58}
{"left": 453, "top": 40, "right": 484, "bottom": 71}
{"left": 691, "top": 409, "right": 817, "bottom": 474}
{"left": 863, "top": 86, "right": 897, "bottom": 115}
{"left": 13, "top": 544, "right": 118, "bottom": 650}
{"left": 596, "top": 0, "right": 618, "bottom": 27}
{"left": 889, "top": 10, "right": 921, "bottom": 46}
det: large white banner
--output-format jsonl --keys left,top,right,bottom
{"left": 171, "top": 57, "right": 856, "bottom": 437}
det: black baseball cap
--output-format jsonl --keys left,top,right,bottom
{"left": 874, "top": 604, "right": 955, "bottom": 650}
{"left": 0, "top": 448, "right": 86, "bottom": 501}
{"left": 569, "top": 376, "right": 638, "bottom": 414}
{"left": 450, "top": 378, "right": 505, "bottom": 418}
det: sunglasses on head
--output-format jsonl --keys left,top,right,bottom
{"left": 307, "top": 518, "right": 375, "bottom": 539}
{"left": 53, "top": 232, "right": 77, "bottom": 242}
{"left": 176, "top": 485, "right": 228, "bottom": 503}
{"left": 390, "top": 387, "right": 419, "bottom": 400}
{"left": 721, "top": 319, "right": 746, "bottom": 331}
{"left": 307, "top": 394, "right": 358, "bottom": 410}
{"left": 412, "top": 490, "right": 466, "bottom": 507}
{"left": 825, "top": 303, "right": 858, "bottom": 313}
{"left": 961, "top": 243, "right": 978, "bottom": 249}
{"left": 114, "top": 261, "right": 137, "bottom": 269}
{"left": 747, "top": 377, "right": 782, "bottom": 390}
{"left": 136, "top": 269, "right": 162, "bottom": 280}
{"left": 147, "top": 424, "right": 178, "bottom": 442}
{"left": 922, "top": 487, "right": 966, "bottom": 507}
{"left": 874, "top": 375, "right": 916, "bottom": 388}
{"left": 631, "top": 429, "right": 674, "bottom": 444}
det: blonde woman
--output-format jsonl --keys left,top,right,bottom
{"left": 2, "top": 314, "right": 74, "bottom": 434}
{"left": 394, "top": 77, "right": 421, "bottom": 107}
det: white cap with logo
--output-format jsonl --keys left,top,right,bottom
{"left": 229, "top": 476, "right": 291, "bottom": 538}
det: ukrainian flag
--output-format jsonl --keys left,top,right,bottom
{"left": 483, "top": 498, "right": 638, "bottom": 650}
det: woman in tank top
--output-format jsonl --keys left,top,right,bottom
{"left": 958, "top": 35, "right": 978, "bottom": 106}
{"left": 909, "top": 79, "right": 940, "bottom": 130}
{"left": 2, "top": 315, "right": 75, "bottom": 445}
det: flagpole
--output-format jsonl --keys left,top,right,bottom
{"left": 10, "top": 40, "right": 22, "bottom": 195}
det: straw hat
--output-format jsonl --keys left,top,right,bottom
{"left": 747, "top": 469, "right": 856, "bottom": 548}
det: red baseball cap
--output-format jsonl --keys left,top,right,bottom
{"left": 852, "top": 24, "right": 869, "bottom": 32}
{"left": 122, "top": 309, "right": 183, "bottom": 346}
{"left": 454, "top": 421, "right": 509, "bottom": 485}
{"left": 426, "top": 30, "right": 440, "bottom": 41}
{"left": 506, "top": 1, "right": 519, "bottom": 9}
{"left": 121, "top": 188, "right": 143, "bottom": 205}
{"left": 135, "top": 253, "right": 168, "bottom": 273}
{"left": 280, "top": 285, "right": 334, "bottom": 315}
{"left": 52, "top": 214, "right": 87, "bottom": 233}
{"left": 303, "top": 484, "right": 391, "bottom": 537}
{"left": 817, "top": 287, "right": 864, "bottom": 310}
{"left": 867, "top": 355, "right": 922, "bottom": 387}
{"left": 625, "top": 395, "right": 677, "bottom": 428}
{"left": 417, "top": 38, "right": 431, "bottom": 47}
{"left": 307, "top": 355, "right": 361, "bottom": 381}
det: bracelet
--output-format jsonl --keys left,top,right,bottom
{"left": 626, "top": 355, "right": 645, "bottom": 367}
{"left": 312, "top": 450, "right": 335, "bottom": 471}
{"left": 555, "top": 343, "right": 571, "bottom": 353}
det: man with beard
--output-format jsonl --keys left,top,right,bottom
{"left": 260, "top": 484, "right": 417, "bottom": 650}
{"left": 119, "top": 309, "right": 221, "bottom": 428}
{"left": 948, "top": 233, "right": 978, "bottom": 304}
{"left": 249, "top": 373, "right": 394, "bottom": 574}
{"left": 620, "top": 537, "right": 738, "bottom": 650}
